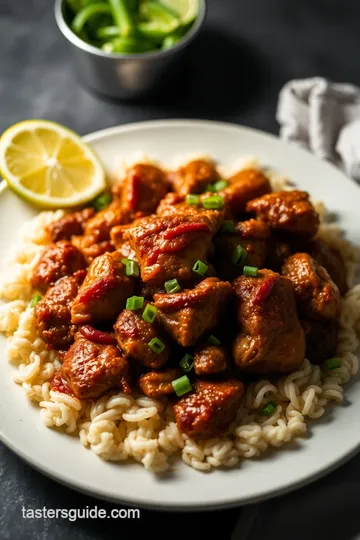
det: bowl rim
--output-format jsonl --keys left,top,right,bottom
{"left": 54, "top": 0, "right": 206, "bottom": 60}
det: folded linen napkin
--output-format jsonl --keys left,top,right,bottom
{"left": 232, "top": 77, "right": 360, "bottom": 540}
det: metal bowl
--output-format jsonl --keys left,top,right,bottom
{"left": 54, "top": 0, "right": 206, "bottom": 100}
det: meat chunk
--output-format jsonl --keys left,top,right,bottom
{"left": 301, "top": 318, "right": 339, "bottom": 364}
{"left": 282, "top": 253, "right": 341, "bottom": 319}
{"left": 246, "top": 190, "right": 319, "bottom": 238}
{"left": 169, "top": 159, "right": 220, "bottom": 196}
{"left": 71, "top": 251, "right": 135, "bottom": 325}
{"left": 233, "top": 270, "right": 305, "bottom": 374}
{"left": 304, "top": 239, "right": 348, "bottom": 295}
{"left": 114, "top": 308, "right": 169, "bottom": 369}
{"left": 154, "top": 278, "right": 232, "bottom": 347}
{"left": 110, "top": 225, "right": 137, "bottom": 261}
{"left": 194, "top": 344, "right": 229, "bottom": 375}
{"left": 47, "top": 208, "right": 95, "bottom": 242}
{"left": 173, "top": 379, "right": 244, "bottom": 438}
{"left": 124, "top": 214, "right": 215, "bottom": 286}
{"left": 84, "top": 200, "right": 130, "bottom": 242}
{"left": 57, "top": 332, "right": 130, "bottom": 399}
{"left": 214, "top": 219, "right": 271, "bottom": 281}
{"left": 31, "top": 241, "right": 87, "bottom": 293}
{"left": 138, "top": 368, "right": 181, "bottom": 398}
{"left": 221, "top": 168, "right": 271, "bottom": 214}
{"left": 71, "top": 234, "right": 114, "bottom": 264}
{"left": 265, "top": 238, "right": 293, "bottom": 271}
{"left": 121, "top": 163, "right": 169, "bottom": 213}
{"left": 34, "top": 270, "right": 85, "bottom": 350}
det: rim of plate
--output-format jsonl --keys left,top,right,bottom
{"left": 0, "top": 119, "right": 360, "bottom": 512}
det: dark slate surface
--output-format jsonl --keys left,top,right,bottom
{"left": 1, "top": 0, "right": 360, "bottom": 538}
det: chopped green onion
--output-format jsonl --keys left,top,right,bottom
{"left": 121, "top": 258, "right": 130, "bottom": 265}
{"left": 148, "top": 337, "right": 165, "bottom": 354}
{"left": 205, "top": 183, "right": 216, "bottom": 193}
{"left": 172, "top": 375, "right": 192, "bottom": 397}
{"left": 126, "top": 295, "right": 144, "bottom": 310}
{"left": 185, "top": 194, "right": 200, "bottom": 205}
{"left": 165, "top": 279, "right": 181, "bottom": 294}
{"left": 260, "top": 401, "right": 277, "bottom": 416}
{"left": 125, "top": 260, "right": 140, "bottom": 278}
{"left": 29, "top": 294, "right": 42, "bottom": 308}
{"left": 179, "top": 353, "right": 194, "bottom": 372}
{"left": 213, "top": 179, "right": 229, "bottom": 191}
{"left": 208, "top": 334, "right": 221, "bottom": 346}
{"left": 142, "top": 304, "right": 158, "bottom": 324}
{"left": 92, "top": 191, "right": 112, "bottom": 211}
{"left": 221, "top": 220, "right": 235, "bottom": 233}
{"left": 202, "top": 195, "right": 225, "bottom": 210}
{"left": 192, "top": 260, "right": 209, "bottom": 277}
{"left": 243, "top": 266, "right": 259, "bottom": 277}
{"left": 326, "top": 357, "right": 342, "bottom": 370}
{"left": 232, "top": 245, "right": 247, "bottom": 265}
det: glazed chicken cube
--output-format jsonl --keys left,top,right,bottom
{"left": 282, "top": 253, "right": 341, "bottom": 319}
{"left": 301, "top": 318, "right": 339, "bottom": 364}
{"left": 173, "top": 379, "right": 244, "bottom": 438}
{"left": 193, "top": 343, "right": 229, "bottom": 375}
{"left": 169, "top": 159, "right": 220, "bottom": 196}
{"left": 110, "top": 225, "right": 137, "bottom": 261}
{"left": 58, "top": 331, "right": 130, "bottom": 399}
{"left": 154, "top": 277, "right": 232, "bottom": 347}
{"left": 246, "top": 190, "right": 319, "bottom": 237}
{"left": 34, "top": 270, "right": 86, "bottom": 350}
{"left": 120, "top": 163, "right": 170, "bottom": 214}
{"left": 71, "top": 234, "right": 114, "bottom": 264}
{"left": 114, "top": 307, "right": 169, "bottom": 369}
{"left": 138, "top": 368, "right": 181, "bottom": 398}
{"left": 84, "top": 200, "right": 131, "bottom": 242}
{"left": 31, "top": 241, "right": 87, "bottom": 293}
{"left": 232, "top": 269, "right": 305, "bottom": 374}
{"left": 47, "top": 208, "right": 95, "bottom": 242}
{"left": 124, "top": 214, "right": 215, "bottom": 286}
{"left": 303, "top": 239, "right": 348, "bottom": 295}
{"left": 71, "top": 251, "right": 135, "bottom": 325}
{"left": 220, "top": 168, "right": 271, "bottom": 214}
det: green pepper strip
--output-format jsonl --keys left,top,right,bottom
{"left": 71, "top": 3, "right": 112, "bottom": 34}
{"left": 108, "top": 0, "right": 134, "bottom": 38}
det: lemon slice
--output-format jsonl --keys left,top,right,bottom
{"left": 159, "top": 0, "right": 199, "bottom": 25}
{"left": 0, "top": 120, "right": 106, "bottom": 209}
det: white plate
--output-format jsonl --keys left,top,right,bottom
{"left": 0, "top": 120, "right": 360, "bottom": 511}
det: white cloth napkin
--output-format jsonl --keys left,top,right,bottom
{"left": 232, "top": 77, "right": 360, "bottom": 540}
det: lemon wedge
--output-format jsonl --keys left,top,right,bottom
{"left": 160, "top": 0, "right": 199, "bottom": 25}
{"left": 0, "top": 120, "right": 106, "bottom": 209}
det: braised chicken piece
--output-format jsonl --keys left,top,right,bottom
{"left": 114, "top": 307, "right": 169, "bottom": 369}
{"left": 304, "top": 239, "right": 348, "bottom": 295}
{"left": 154, "top": 277, "right": 232, "bottom": 347}
{"left": 34, "top": 270, "right": 85, "bottom": 350}
{"left": 109, "top": 225, "right": 137, "bottom": 261}
{"left": 233, "top": 270, "right": 305, "bottom": 373}
{"left": 173, "top": 379, "right": 244, "bottom": 438}
{"left": 301, "top": 318, "right": 339, "bottom": 364}
{"left": 31, "top": 241, "right": 87, "bottom": 293}
{"left": 138, "top": 368, "right": 181, "bottom": 398}
{"left": 214, "top": 219, "right": 271, "bottom": 281}
{"left": 71, "top": 251, "right": 135, "bottom": 325}
{"left": 282, "top": 253, "right": 341, "bottom": 320}
{"left": 84, "top": 200, "right": 131, "bottom": 243}
{"left": 71, "top": 235, "right": 114, "bottom": 264}
{"left": 124, "top": 214, "right": 215, "bottom": 286}
{"left": 246, "top": 190, "right": 319, "bottom": 238}
{"left": 56, "top": 331, "right": 131, "bottom": 399}
{"left": 193, "top": 344, "right": 229, "bottom": 375}
{"left": 120, "top": 163, "right": 169, "bottom": 213}
{"left": 47, "top": 208, "right": 95, "bottom": 242}
{"left": 169, "top": 159, "right": 220, "bottom": 196}
{"left": 220, "top": 168, "right": 271, "bottom": 214}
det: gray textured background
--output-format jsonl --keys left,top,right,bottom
{"left": 2, "top": 0, "right": 360, "bottom": 538}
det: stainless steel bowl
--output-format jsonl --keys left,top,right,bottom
{"left": 54, "top": 0, "right": 206, "bottom": 100}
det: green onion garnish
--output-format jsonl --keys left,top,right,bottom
{"left": 165, "top": 279, "right": 181, "bottom": 294}
{"left": 232, "top": 245, "right": 247, "bottom": 265}
{"left": 29, "top": 294, "right": 42, "bottom": 308}
{"left": 142, "top": 304, "right": 158, "bottom": 324}
{"left": 179, "top": 353, "right": 194, "bottom": 372}
{"left": 121, "top": 258, "right": 130, "bottom": 265}
{"left": 202, "top": 195, "right": 225, "bottom": 209}
{"left": 125, "top": 260, "right": 140, "bottom": 278}
{"left": 213, "top": 179, "right": 228, "bottom": 191}
{"left": 148, "top": 337, "right": 165, "bottom": 354}
{"left": 205, "top": 183, "right": 216, "bottom": 193}
{"left": 92, "top": 192, "right": 112, "bottom": 211}
{"left": 185, "top": 194, "right": 200, "bottom": 205}
{"left": 221, "top": 220, "right": 235, "bottom": 233}
{"left": 126, "top": 295, "right": 144, "bottom": 310}
{"left": 326, "top": 357, "right": 342, "bottom": 370}
{"left": 208, "top": 334, "right": 221, "bottom": 346}
{"left": 260, "top": 401, "right": 277, "bottom": 416}
{"left": 243, "top": 266, "right": 259, "bottom": 277}
{"left": 192, "top": 260, "right": 209, "bottom": 276}
{"left": 172, "top": 375, "right": 192, "bottom": 397}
